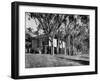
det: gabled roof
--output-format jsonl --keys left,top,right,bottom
{"left": 25, "top": 29, "right": 49, "bottom": 39}
{"left": 25, "top": 29, "right": 37, "bottom": 37}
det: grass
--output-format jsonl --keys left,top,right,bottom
{"left": 25, "top": 54, "right": 88, "bottom": 68}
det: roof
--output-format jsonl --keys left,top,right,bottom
{"left": 25, "top": 29, "right": 49, "bottom": 39}
{"left": 25, "top": 29, "right": 37, "bottom": 37}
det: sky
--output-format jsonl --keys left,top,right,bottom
{"left": 25, "top": 12, "right": 39, "bottom": 32}
{"left": 25, "top": 12, "right": 44, "bottom": 35}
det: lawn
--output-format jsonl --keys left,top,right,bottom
{"left": 25, "top": 54, "right": 89, "bottom": 68}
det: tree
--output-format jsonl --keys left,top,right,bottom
{"left": 61, "top": 15, "right": 89, "bottom": 55}
{"left": 29, "top": 13, "right": 67, "bottom": 55}
{"left": 26, "top": 12, "right": 89, "bottom": 56}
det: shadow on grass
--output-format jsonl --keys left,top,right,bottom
{"left": 25, "top": 54, "right": 83, "bottom": 68}
{"left": 58, "top": 56, "right": 89, "bottom": 65}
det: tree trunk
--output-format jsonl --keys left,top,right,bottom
{"left": 51, "top": 37, "right": 54, "bottom": 55}
{"left": 68, "top": 35, "right": 71, "bottom": 55}
{"left": 45, "top": 46, "right": 47, "bottom": 54}
{"left": 57, "top": 39, "right": 60, "bottom": 54}
{"left": 72, "top": 39, "right": 74, "bottom": 56}
{"left": 38, "top": 39, "right": 42, "bottom": 54}
{"left": 61, "top": 41, "right": 63, "bottom": 54}
{"left": 64, "top": 41, "right": 67, "bottom": 55}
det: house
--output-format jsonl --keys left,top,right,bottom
{"left": 25, "top": 29, "right": 66, "bottom": 55}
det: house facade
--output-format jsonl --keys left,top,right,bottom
{"left": 25, "top": 30, "right": 66, "bottom": 55}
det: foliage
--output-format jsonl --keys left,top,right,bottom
{"left": 26, "top": 12, "right": 89, "bottom": 55}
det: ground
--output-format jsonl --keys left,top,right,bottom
{"left": 25, "top": 54, "right": 89, "bottom": 68}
